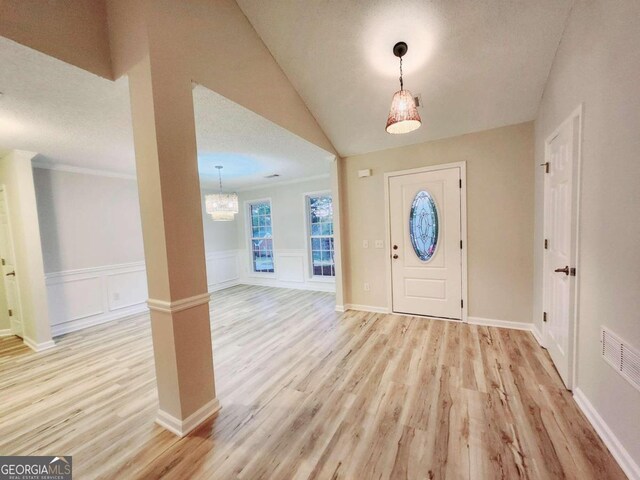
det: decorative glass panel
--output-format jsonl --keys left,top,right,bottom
{"left": 409, "top": 190, "right": 439, "bottom": 261}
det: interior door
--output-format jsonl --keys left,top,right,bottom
{"left": 543, "top": 119, "right": 577, "bottom": 388}
{"left": 0, "top": 191, "right": 23, "bottom": 338}
{"left": 389, "top": 166, "right": 462, "bottom": 319}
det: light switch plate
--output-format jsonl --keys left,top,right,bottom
{"left": 363, "top": 240, "right": 369, "bottom": 248}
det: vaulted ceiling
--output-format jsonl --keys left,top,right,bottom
{"left": 236, "top": 0, "right": 574, "bottom": 156}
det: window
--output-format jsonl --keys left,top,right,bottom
{"left": 249, "top": 201, "right": 274, "bottom": 273}
{"left": 307, "top": 194, "right": 335, "bottom": 277}
{"left": 409, "top": 190, "right": 439, "bottom": 261}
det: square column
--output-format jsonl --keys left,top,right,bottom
{"left": 127, "top": 56, "right": 218, "bottom": 436}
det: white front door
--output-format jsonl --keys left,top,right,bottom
{"left": 389, "top": 166, "right": 463, "bottom": 319}
{"left": 543, "top": 112, "right": 580, "bottom": 388}
{"left": 0, "top": 190, "right": 23, "bottom": 338}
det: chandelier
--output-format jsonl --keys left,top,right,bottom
{"left": 386, "top": 42, "right": 422, "bottom": 134}
{"left": 205, "top": 166, "right": 238, "bottom": 221}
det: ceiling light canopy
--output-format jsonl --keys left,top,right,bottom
{"left": 206, "top": 166, "right": 239, "bottom": 221}
{"left": 386, "top": 42, "right": 422, "bottom": 135}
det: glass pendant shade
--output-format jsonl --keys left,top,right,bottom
{"left": 386, "top": 89, "right": 422, "bottom": 134}
{"left": 206, "top": 192, "right": 238, "bottom": 221}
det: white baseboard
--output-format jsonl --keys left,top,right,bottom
{"left": 467, "top": 316, "right": 534, "bottom": 332}
{"left": 23, "top": 336, "right": 56, "bottom": 352}
{"left": 573, "top": 388, "right": 640, "bottom": 480}
{"left": 335, "top": 304, "right": 345, "bottom": 313}
{"left": 531, "top": 325, "right": 544, "bottom": 346}
{"left": 345, "top": 304, "right": 390, "bottom": 314}
{"left": 0, "top": 328, "right": 12, "bottom": 337}
{"left": 242, "top": 278, "right": 336, "bottom": 293}
{"left": 156, "top": 398, "right": 221, "bottom": 437}
{"left": 51, "top": 304, "right": 148, "bottom": 337}
{"left": 209, "top": 279, "right": 241, "bottom": 293}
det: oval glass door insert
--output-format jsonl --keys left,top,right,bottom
{"left": 409, "top": 190, "right": 439, "bottom": 261}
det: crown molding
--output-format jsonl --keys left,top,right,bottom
{"left": 32, "top": 161, "right": 137, "bottom": 181}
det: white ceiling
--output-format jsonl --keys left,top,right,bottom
{"left": 235, "top": 0, "right": 574, "bottom": 156}
{"left": 0, "top": 37, "right": 332, "bottom": 189}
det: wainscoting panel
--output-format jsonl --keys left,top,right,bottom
{"left": 239, "top": 249, "right": 335, "bottom": 293}
{"left": 44, "top": 249, "right": 333, "bottom": 336}
{"left": 45, "top": 262, "right": 147, "bottom": 336}
{"left": 206, "top": 251, "right": 240, "bottom": 291}
{"left": 276, "top": 252, "right": 305, "bottom": 283}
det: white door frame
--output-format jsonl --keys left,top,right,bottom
{"left": 384, "top": 161, "right": 468, "bottom": 322}
{"left": 0, "top": 185, "right": 24, "bottom": 337}
{"left": 541, "top": 104, "right": 583, "bottom": 390}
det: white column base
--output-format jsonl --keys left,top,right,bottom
{"left": 156, "top": 398, "right": 221, "bottom": 437}
{"left": 23, "top": 337, "right": 56, "bottom": 352}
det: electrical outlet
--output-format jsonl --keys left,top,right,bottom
{"left": 364, "top": 282, "right": 370, "bottom": 291}
{"left": 374, "top": 240, "right": 384, "bottom": 249}
{"left": 362, "top": 240, "right": 369, "bottom": 248}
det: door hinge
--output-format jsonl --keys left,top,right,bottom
{"left": 1, "top": 258, "right": 4, "bottom": 266}
{"left": 461, "top": 299, "right": 464, "bottom": 308}
{"left": 8, "top": 309, "right": 12, "bottom": 317}
{"left": 543, "top": 311, "right": 547, "bottom": 322}
{"left": 540, "top": 162, "right": 550, "bottom": 173}
{"left": 460, "top": 240, "right": 463, "bottom": 249}
{"left": 459, "top": 179, "right": 462, "bottom": 188}
{"left": 544, "top": 239, "right": 549, "bottom": 250}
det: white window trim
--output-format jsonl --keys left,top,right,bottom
{"left": 244, "top": 197, "right": 276, "bottom": 278}
{"left": 303, "top": 190, "right": 336, "bottom": 283}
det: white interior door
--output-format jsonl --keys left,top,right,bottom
{"left": 543, "top": 115, "right": 579, "bottom": 388}
{"left": 389, "top": 166, "right": 462, "bottom": 319}
{"left": 0, "top": 190, "right": 23, "bottom": 338}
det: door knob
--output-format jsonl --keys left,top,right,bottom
{"left": 554, "top": 266, "right": 569, "bottom": 275}
{"left": 393, "top": 254, "right": 399, "bottom": 259}
{"left": 5, "top": 271, "right": 15, "bottom": 277}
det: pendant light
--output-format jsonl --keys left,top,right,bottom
{"left": 205, "top": 166, "right": 238, "bottom": 221}
{"left": 386, "top": 42, "right": 422, "bottom": 134}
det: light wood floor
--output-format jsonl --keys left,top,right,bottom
{"left": 0, "top": 285, "right": 625, "bottom": 479}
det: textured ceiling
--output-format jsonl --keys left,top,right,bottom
{"left": 0, "top": 37, "right": 332, "bottom": 189}
{"left": 235, "top": 0, "right": 574, "bottom": 156}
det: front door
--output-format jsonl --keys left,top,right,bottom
{"left": 0, "top": 190, "right": 23, "bottom": 338}
{"left": 389, "top": 166, "right": 462, "bottom": 319}
{"left": 543, "top": 114, "right": 579, "bottom": 388}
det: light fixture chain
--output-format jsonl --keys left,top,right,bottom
{"left": 399, "top": 56, "right": 404, "bottom": 91}
{"left": 218, "top": 168, "right": 223, "bottom": 192}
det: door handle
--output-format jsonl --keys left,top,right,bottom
{"left": 554, "top": 266, "right": 569, "bottom": 275}
{"left": 393, "top": 254, "right": 399, "bottom": 259}
{"left": 5, "top": 271, "right": 15, "bottom": 277}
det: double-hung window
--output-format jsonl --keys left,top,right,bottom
{"left": 249, "top": 200, "right": 274, "bottom": 273}
{"left": 307, "top": 194, "right": 335, "bottom": 277}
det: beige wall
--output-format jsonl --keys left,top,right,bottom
{"left": 106, "top": 0, "right": 336, "bottom": 157}
{"left": 33, "top": 168, "right": 145, "bottom": 272}
{"left": 342, "top": 122, "right": 534, "bottom": 322}
{"left": 0, "top": 0, "right": 112, "bottom": 79}
{"left": 0, "top": 151, "right": 52, "bottom": 345}
{"left": 533, "top": 0, "right": 640, "bottom": 466}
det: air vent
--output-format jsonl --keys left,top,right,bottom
{"left": 264, "top": 174, "right": 280, "bottom": 179}
{"left": 601, "top": 327, "right": 640, "bottom": 392}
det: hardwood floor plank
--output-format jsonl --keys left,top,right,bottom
{"left": 0, "top": 285, "right": 627, "bottom": 479}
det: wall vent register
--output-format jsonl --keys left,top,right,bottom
{"left": 601, "top": 327, "right": 640, "bottom": 392}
